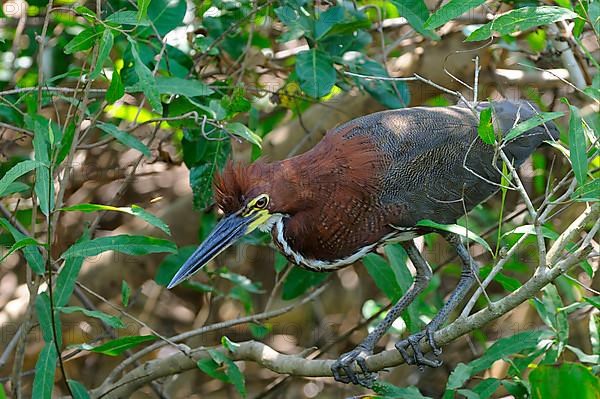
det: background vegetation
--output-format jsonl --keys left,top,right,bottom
{"left": 0, "top": 0, "right": 598, "bottom": 398}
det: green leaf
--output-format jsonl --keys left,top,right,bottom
{"left": 54, "top": 231, "right": 88, "bottom": 307}
{"left": 36, "top": 292, "right": 60, "bottom": 344}
{"left": 391, "top": 0, "right": 439, "bottom": 40}
{"left": 295, "top": 49, "right": 336, "bottom": 98}
{"left": 31, "top": 117, "right": 54, "bottom": 215}
{"left": 315, "top": 6, "right": 345, "bottom": 39}
{"left": 372, "top": 381, "right": 431, "bottom": 399}
{"left": 61, "top": 203, "right": 170, "bottom": 235}
{"left": 208, "top": 350, "right": 246, "bottom": 397}
{"left": 571, "top": 179, "right": 600, "bottom": 201}
{"left": 89, "top": 29, "right": 114, "bottom": 80}
{"left": 106, "top": 67, "right": 124, "bottom": 104}
{"left": 121, "top": 280, "right": 131, "bottom": 307}
{"left": 567, "top": 105, "right": 588, "bottom": 186}
{"left": 156, "top": 77, "right": 213, "bottom": 97}
{"left": 105, "top": 11, "right": 150, "bottom": 26}
{"left": 137, "top": 0, "right": 150, "bottom": 21}
{"left": 503, "top": 111, "right": 564, "bottom": 142}
{"left": 31, "top": 344, "right": 57, "bottom": 399}
{"left": 67, "top": 380, "right": 90, "bottom": 399}
{"left": 226, "top": 122, "right": 262, "bottom": 148}
{"left": 221, "top": 336, "right": 240, "bottom": 352}
{"left": 385, "top": 244, "right": 419, "bottom": 331}
{"left": 0, "top": 237, "right": 42, "bottom": 263}
{"left": 446, "top": 362, "right": 472, "bottom": 390}
{"left": 281, "top": 266, "right": 328, "bottom": 300}
{"left": 363, "top": 253, "right": 403, "bottom": 302}
{"left": 58, "top": 306, "right": 124, "bottom": 328}
{"left": 128, "top": 38, "right": 162, "bottom": 113}
{"left": 415, "top": 219, "right": 492, "bottom": 252}
{"left": 60, "top": 234, "right": 177, "bottom": 258}
{"left": 468, "top": 330, "right": 551, "bottom": 374}
{"left": 477, "top": 107, "right": 495, "bottom": 145}
{"left": 64, "top": 27, "right": 102, "bottom": 54}
{"left": 530, "top": 363, "right": 600, "bottom": 399}
{"left": 197, "top": 358, "right": 229, "bottom": 382}
{"left": 425, "top": 0, "right": 486, "bottom": 29}
{"left": 584, "top": 296, "right": 600, "bottom": 310}
{"left": 56, "top": 122, "right": 76, "bottom": 164}
{"left": 0, "top": 181, "right": 29, "bottom": 196}
{"left": 472, "top": 378, "right": 501, "bottom": 399}
{"left": 0, "top": 218, "right": 44, "bottom": 274}
{"left": 466, "top": 6, "right": 580, "bottom": 42}
{"left": 0, "top": 160, "right": 41, "bottom": 196}
{"left": 502, "top": 225, "right": 559, "bottom": 240}
{"left": 187, "top": 139, "right": 230, "bottom": 210}
{"left": 97, "top": 122, "right": 151, "bottom": 157}
{"left": 155, "top": 246, "right": 197, "bottom": 286}
{"left": 75, "top": 335, "right": 157, "bottom": 356}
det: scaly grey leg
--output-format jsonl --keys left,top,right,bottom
{"left": 331, "top": 240, "right": 432, "bottom": 386}
{"left": 395, "top": 233, "right": 479, "bottom": 369}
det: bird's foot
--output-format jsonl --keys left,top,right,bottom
{"left": 395, "top": 327, "right": 443, "bottom": 370}
{"left": 331, "top": 345, "right": 377, "bottom": 387}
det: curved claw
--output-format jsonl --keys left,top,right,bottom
{"left": 331, "top": 346, "right": 377, "bottom": 387}
{"left": 395, "top": 328, "right": 443, "bottom": 370}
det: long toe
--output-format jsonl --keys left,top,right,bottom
{"left": 331, "top": 347, "right": 376, "bottom": 387}
{"left": 395, "top": 331, "right": 443, "bottom": 369}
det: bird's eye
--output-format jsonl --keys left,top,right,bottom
{"left": 254, "top": 196, "right": 268, "bottom": 209}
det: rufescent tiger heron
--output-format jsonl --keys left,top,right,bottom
{"left": 168, "top": 100, "right": 559, "bottom": 386}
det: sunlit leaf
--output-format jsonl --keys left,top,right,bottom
{"left": 226, "top": 122, "right": 262, "bottom": 148}
{"left": 478, "top": 107, "right": 495, "bottom": 145}
{"left": 530, "top": 363, "right": 600, "bottom": 399}
{"left": 425, "top": 0, "right": 486, "bottom": 29}
{"left": 467, "top": 6, "right": 579, "bottom": 42}
{"left": 415, "top": 219, "right": 492, "bottom": 252}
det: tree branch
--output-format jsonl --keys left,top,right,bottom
{"left": 90, "top": 203, "right": 599, "bottom": 398}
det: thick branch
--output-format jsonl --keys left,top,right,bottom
{"left": 91, "top": 204, "right": 599, "bottom": 399}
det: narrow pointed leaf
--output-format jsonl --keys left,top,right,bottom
{"left": 60, "top": 234, "right": 176, "bottom": 259}
{"left": 75, "top": 335, "right": 157, "bottom": 356}
{"left": 567, "top": 105, "right": 588, "bottom": 185}
{"left": 503, "top": 111, "right": 564, "bottom": 142}
{"left": 60, "top": 203, "right": 170, "bottom": 235}
{"left": 89, "top": 29, "right": 114, "bottom": 80}
{"left": 0, "top": 160, "right": 41, "bottom": 196}
{"left": 31, "top": 344, "right": 58, "bottom": 399}
{"left": 67, "top": 380, "right": 90, "bottom": 399}
{"left": 415, "top": 219, "right": 492, "bottom": 252}
{"left": 97, "top": 122, "right": 151, "bottom": 157}
{"left": 0, "top": 218, "right": 44, "bottom": 274}
{"left": 58, "top": 306, "right": 124, "bottom": 328}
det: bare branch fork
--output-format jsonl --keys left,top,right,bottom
{"left": 89, "top": 203, "right": 599, "bottom": 398}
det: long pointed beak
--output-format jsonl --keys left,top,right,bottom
{"left": 167, "top": 212, "right": 260, "bottom": 289}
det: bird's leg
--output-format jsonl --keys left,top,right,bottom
{"left": 395, "top": 233, "right": 479, "bottom": 369}
{"left": 331, "top": 241, "right": 432, "bottom": 386}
